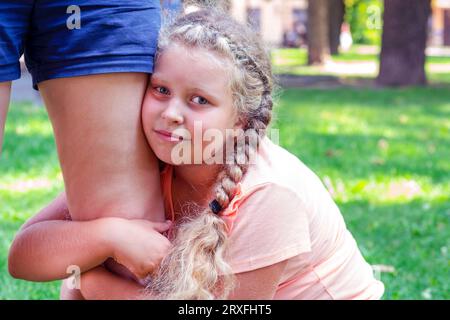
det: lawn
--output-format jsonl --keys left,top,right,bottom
{"left": 0, "top": 104, "right": 63, "bottom": 299}
{"left": 272, "top": 46, "right": 450, "bottom": 84}
{"left": 1, "top": 85, "right": 449, "bottom": 299}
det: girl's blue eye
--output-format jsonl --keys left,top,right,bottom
{"left": 155, "top": 86, "right": 170, "bottom": 95}
{"left": 192, "top": 96, "right": 209, "bottom": 105}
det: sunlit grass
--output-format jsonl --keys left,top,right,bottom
{"left": 272, "top": 46, "right": 450, "bottom": 84}
{"left": 0, "top": 103, "right": 63, "bottom": 299}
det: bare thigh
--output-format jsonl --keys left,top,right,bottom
{"left": 38, "top": 73, "right": 164, "bottom": 222}
{"left": 0, "top": 81, "right": 11, "bottom": 155}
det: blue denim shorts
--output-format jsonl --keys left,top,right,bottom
{"left": 0, "top": 0, "right": 160, "bottom": 89}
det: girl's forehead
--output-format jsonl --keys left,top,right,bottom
{"left": 154, "top": 44, "right": 234, "bottom": 95}
{"left": 159, "top": 43, "right": 231, "bottom": 71}
{"left": 155, "top": 44, "right": 234, "bottom": 87}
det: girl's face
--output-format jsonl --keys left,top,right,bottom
{"left": 142, "top": 44, "right": 239, "bottom": 165}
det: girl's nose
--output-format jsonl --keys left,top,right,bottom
{"left": 161, "top": 98, "right": 184, "bottom": 124}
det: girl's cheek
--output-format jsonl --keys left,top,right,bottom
{"left": 142, "top": 92, "right": 163, "bottom": 119}
{"left": 141, "top": 96, "right": 160, "bottom": 137}
{"left": 141, "top": 99, "right": 152, "bottom": 125}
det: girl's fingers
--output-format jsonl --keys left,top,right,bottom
{"left": 151, "top": 220, "right": 172, "bottom": 233}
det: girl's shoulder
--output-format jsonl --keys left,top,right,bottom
{"left": 223, "top": 140, "right": 317, "bottom": 273}
{"left": 240, "top": 137, "right": 329, "bottom": 205}
{"left": 221, "top": 137, "right": 333, "bottom": 234}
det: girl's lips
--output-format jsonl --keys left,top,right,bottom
{"left": 154, "top": 129, "right": 185, "bottom": 142}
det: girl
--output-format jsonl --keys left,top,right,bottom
{"left": 8, "top": 8, "right": 384, "bottom": 300}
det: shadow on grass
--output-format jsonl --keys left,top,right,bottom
{"left": 280, "top": 131, "right": 449, "bottom": 184}
{"left": 274, "top": 87, "right": 450, "bottom": 183}
{"left": 275, "top": 71, "right": 450, "bottom": 89}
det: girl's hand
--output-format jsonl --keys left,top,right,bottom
{"left": 105, "top": 218, "right": 173, "bottom": 280}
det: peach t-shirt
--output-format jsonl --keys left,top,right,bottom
{"left": 160, "top": 137, "right": 384, "bottom": 300}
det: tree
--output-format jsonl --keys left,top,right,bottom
{"left": 377, "top": 0, "right": 431, "bottom": 86}
{"left": 329, "top": 0, "right": 345, "bottom": 55}
{"left": 307, "top": 0, "right": 330, "bottom": 65}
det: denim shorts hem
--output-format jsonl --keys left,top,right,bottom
{"left": 0, "top": 62, "right": 21, "bottom": 82}
{"left": 30, "top": 55, "right": 154, "bottom": 90}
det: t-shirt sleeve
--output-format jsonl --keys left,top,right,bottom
{"left": 225, "top": 183, "right": 312, "bottom": 274}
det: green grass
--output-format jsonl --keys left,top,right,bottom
{"left": 272, "top": 46, "right": 450, "bottom": 64}
{"left": 272, "top": 46, "right": 450, "bottom": 84}
{"left": 0, "top": 104, "right": 63, "bottom": 299}
{"left": 1, "top": 86, "right": 449, "bottom": 299}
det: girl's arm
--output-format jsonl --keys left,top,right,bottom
{"left": 8, "top": 192, "right": 172, "bottom": 282}
{"left": 80, "top": 266, "right": 150, "bottom": 300}
{"left": 228, "top": 260, "right": 288, "bottom": 299}
{"left": 17, "top": 192, "right": 70, "bottom": 231}
{"left": 8, "top": 192, "right": 116, "bottom": 281}
{"left": 79, "top": 260, "right": 288, "bottom": 300}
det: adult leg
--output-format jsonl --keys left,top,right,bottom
{"left": 0, "top": 81, "right": 11, "bottom": 155}
{"left": 39, "top": 73, "right": 165, "bottom": 222}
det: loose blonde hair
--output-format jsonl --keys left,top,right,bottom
{"left": 146, "top": 6, "right": 274, "bottom": 300}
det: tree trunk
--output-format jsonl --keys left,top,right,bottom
{"left": 377, "top": 0, "right": 431, "bottom": 86}
{"left": 307, "top": 0, "right": 330, "bottom": 65}
{"left": 329, "top": 0, "right": 345, "bottom": 55}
